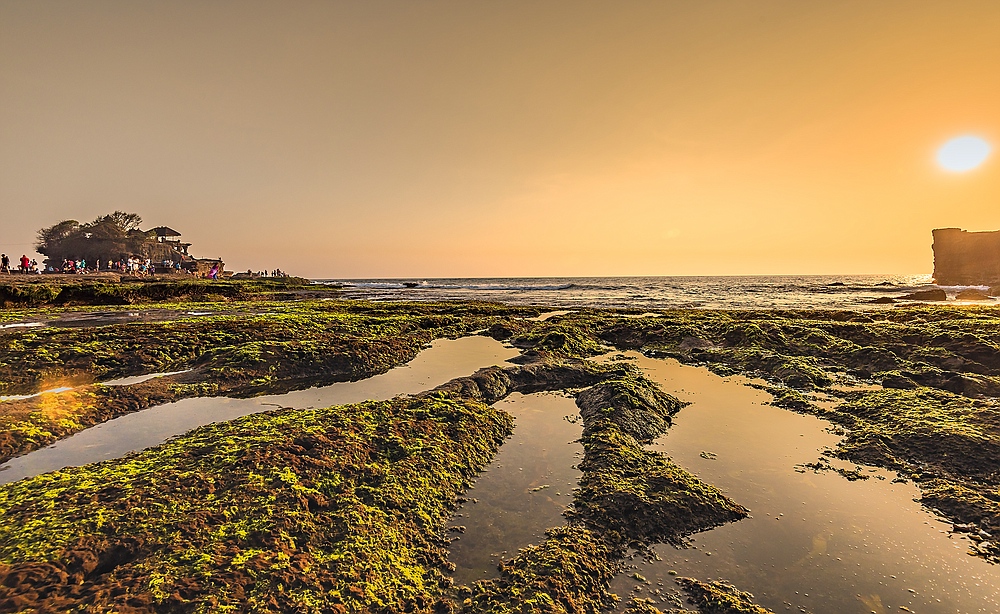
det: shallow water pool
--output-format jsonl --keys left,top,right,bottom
{"left": 448, "top": 391, "right": 583, "bottom": 586}
{"left": 612, "top": 352, "right": 1000, "bottom": 614}
{"left": 0, "top": 335, "right": 518, "bottom": 484}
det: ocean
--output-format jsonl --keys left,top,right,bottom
{"left": 312, "top": 274, "right": 994, "bottom": 310}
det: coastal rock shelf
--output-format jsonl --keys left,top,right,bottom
{"left": 0, "top": 336, "right": 519, "bottom": 484}
{"left": 447, "top": 391, "right": 583, "bottom": 586}
{"left": 612, "top": 352, "right": 1000, "bottom": 614}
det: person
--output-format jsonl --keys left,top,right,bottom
{"left": 209, "top": 263, "right": 220, "bottom": 280}
{"left": 0, "top": 254, "right": 9, "bottom": 273}
{"left": 19, "top": 254, "right": 30, "bottom": 273}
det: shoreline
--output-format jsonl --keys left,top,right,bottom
{"left": 1, "top": 280, "right": 999, "bottom": 612}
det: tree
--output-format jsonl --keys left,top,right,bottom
{"left": 35, "top": 211, "right": 153, "bottom": 268}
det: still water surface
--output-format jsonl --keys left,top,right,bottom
{"left": 613, "top": 352, "right": 1000, "bottom": 614}
{"left": 0, "top": 335, "right": 518, "bottom": 484}
{"left": 448, "top": 392, "right": 583, "bottom": 586}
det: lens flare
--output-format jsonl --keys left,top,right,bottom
{"left": 937, "top": 136, "right": 991, "bottom": 172}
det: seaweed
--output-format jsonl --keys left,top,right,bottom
{"left": 0, "top": 395, "right": 512, "bottom": 612}
{"left": 0, "top": 298, "right": 536, "bottom": 462}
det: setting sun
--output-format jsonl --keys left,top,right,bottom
{"left": 937, "top": 135, "right": 992, "bottom": 172}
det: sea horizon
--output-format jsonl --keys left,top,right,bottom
{"left": 304, "top": 273, "right": 997, "bottom": 310}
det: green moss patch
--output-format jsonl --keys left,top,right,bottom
{"left": 0, "top": 300, "right": 535, "bottom": 463}
{"left": 0, "top": 394, "right": 511, "bottom": 612}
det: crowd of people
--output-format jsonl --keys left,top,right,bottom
{"left": 0, "top": 254, "right": 40, "bottom": 274}
{"left": 238, "top": 269, "right": 290, "bottom": 278}
{"left": 55, "top": 257, "right": 167, "bottom": 275}
{"left": 0, "top": 254, "right": 189, "bottom": 276}
{"left": 1, "top": 254, "right": 288, "bottom": 280}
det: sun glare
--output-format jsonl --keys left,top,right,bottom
{"left": 937, "top": 135, "right": 991, "bottom": 172}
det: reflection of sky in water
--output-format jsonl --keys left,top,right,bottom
{"left": 448, "top": 392, "right": 583, "bottom": 586}
{"left": 0, "top": 336, "right": 518, "bottom": 485}
{"left": 612, "top": 352, "right": 1000, "bottom": 614}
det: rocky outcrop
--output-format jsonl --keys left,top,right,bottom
{"left": 957, "top": 288, "right": 991, "bottom": 301}
{"left": 933, "top": 228, "right": 1000, "bottom": 285}
{"left": 901, "top": 288, "right": 947, "bottom": 301}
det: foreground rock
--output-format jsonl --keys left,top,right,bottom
{"left": 0, "top": 299, "right": 536, "bottom": 463}
{"left": 0, "top": 395, "right": 510, "bottom": 612}
{"left": 467, "top": 366, "right": 748, "bottom": 614}
{"left": 0, "top": 356, "right": 751, "bottom": 613}
{"left": 511, "top": 307, "right": 1000, "bottom": 562}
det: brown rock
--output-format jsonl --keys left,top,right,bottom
{"left": 901, "top": 288, "right": 947, "bottom": 301}
{"left": 956, "top": 288, "right": 991, "bottom": 301}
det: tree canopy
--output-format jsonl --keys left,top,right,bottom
{"left": 35, "top": 212, "right": 153, "bottom": 266}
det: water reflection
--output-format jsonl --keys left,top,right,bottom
{"left": 613, "top": 352, "right": 1000, "bottom": 614}
{"left": 0, "top": 336, "right": 518, "bottom": 484}
{"left": 448, "top": 392, "right": 583, "bottom": 586}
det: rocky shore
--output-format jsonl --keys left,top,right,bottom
{"left": 2, "top": 281, "right": 999, "bottom": 612}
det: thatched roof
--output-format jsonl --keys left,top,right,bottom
{"left": 150, "top": 226, "right": 182, "bottom": 237}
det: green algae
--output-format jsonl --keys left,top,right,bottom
{"left": 575, "top": 372, "right": 685, "bottom": 442}
{"left": 572, "top": 371, "right": 747, "bottom": 547}
{"left": 0, "top": 394, "right": 512, "bottom": 612}
{"left": 674, "top": 578, "right": 774, "bottom": 614}
{"left": 458, "top": 367, "right": 748, "bottom": 614}
{"left": 572, "top": 419, "right": 748, "bottom": 547}
{"left": 618, "top": 579, "right": 776, "bottom": 614}
{"left": 0, "top": 278, "right": 315, "bottom": 308}
{"left": 0, "top": 298, "right": 537, "bottom": 462}
{"left": 464, "top": 526, "right": 618, "bottom": 614}
{"left": 6, "top": 298, "right": 1000, "bottom": 609}
{"left": 502, "top": 306, "right": 1000, "bottom": 561}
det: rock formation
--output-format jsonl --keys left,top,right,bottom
{"left": 932, "top": 228, "right": 1000, "bottom": 285}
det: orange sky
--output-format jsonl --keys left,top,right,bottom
{"left": 1, "top": 1, "right": 998, "bottom": 277}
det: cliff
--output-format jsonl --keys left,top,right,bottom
{"left": 932, "top": 228, "right": 1000, "bottom": 285}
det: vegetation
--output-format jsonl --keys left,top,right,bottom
{"left": 2, "top": 291, "right": 999, "bottom": 611}
{"left": 0, "top": 277, "right": 315, "bottom": 307}
{"left": 466, "top": 367, "right": 747, "bottom": 613}
{"left": 501, "top": 305, "right": 1000, "bottom": 560}
{"left": 0, "top": 395, "right": 513, "bottom": 612}
{"left": 0, "top": 295, "right": 538, "bottom": 462}
{"left": 35, "top": 211, "right": 150, "bottom": 268}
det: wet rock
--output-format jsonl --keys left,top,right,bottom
{"left": 880, "top": 373, "right": 917, "bottom": 389}
{"left": 956, "top": 288, "right": 991, "bottom": 301}
{"left": 866, "top": 297, "right": 896, "bottom": 304}
{"left": 466, "top": 526, "right": 619, "bottom": 614}
{"left": 676, "top": 577, "right": 775, "bottom": 613}
{"left": 576, "top": 371, "right": 686, "bottom": 442}
{"left": 425, "top": 362, "right": 616, "bottom": 405}
{"left": 900, "top": 288, "right": 947, "bottom": 301}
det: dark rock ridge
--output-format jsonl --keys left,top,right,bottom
{"left": 901, "top": 288, "right": 947, "bottom": 301}
{"left": 956, "top": 288, "right": 991, "bottom": 301}
{"left": 933, "top": 228, "right": 1000, "bottom": 285}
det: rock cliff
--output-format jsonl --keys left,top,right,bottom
{"left": 932, "top": 228, "right": 1000, "bottom": 285}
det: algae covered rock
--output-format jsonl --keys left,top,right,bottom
{"left": 576, "top": 371, "right": 686, "bottom": 442}
{"left": 569, "top": 371, "right": 748, "bottom": 545}
{"left": 676, "top": 578, "right": 775, "bottom": 614}
{"left": 0, "top": 394, "right": 514, "bottom": 612}
{"left": 572, "top": 420, "right": 748, "bottom": 545}
{"left": 464, "top": 525, "right": 618, "bottom": 614}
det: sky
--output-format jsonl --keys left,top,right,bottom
{"left": 1, "top": 1, "right": 999, "bottom": 278}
